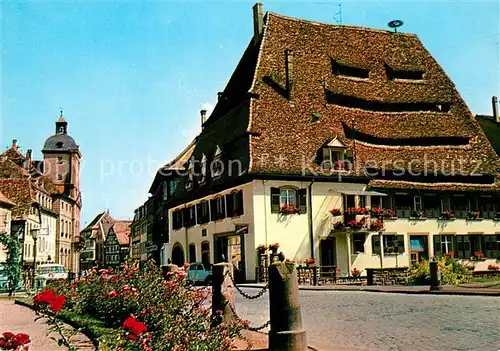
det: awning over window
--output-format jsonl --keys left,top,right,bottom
{"left": 328, "top": 184, "right": 387, "bottom": 196}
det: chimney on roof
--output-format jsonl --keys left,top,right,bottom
{"left": 253, "top": 3, "right": 263, "bottom": 45}
{"left": 492, "top": 96, "right": 499, "bottom": 124}
{"left": 285, "top": 49, "right": 294, "bottom": 100}
{"left": 25, "top": 149, "right": 32, "bottom": 171}
{"left": 12, "top": 140, "right": 18, "bottom": 150}
{"left": 200, "top": 109, "right": 207, "bottom": 129}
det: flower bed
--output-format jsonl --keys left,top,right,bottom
{"left": 21, "top": 262, "right": 242, "bottom": 350}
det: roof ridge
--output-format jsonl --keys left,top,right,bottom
{"left": 267, "top": 12, "right": 418, "bottom": 37}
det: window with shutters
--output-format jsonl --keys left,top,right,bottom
{"left": 270, "top": 187, "right": 307, "bottom": 214}
{"left": 228, "top": 190, "right": 244, "bottom": 217}
{"left": 372, "top": 234, "right": 404, "bottom": 255}
{"left": 484, "top": 234, "right": 499, "bottom": 259}
{"left": 433, "top": 235, "right": 454, "bottom": 256}
{"left": 197, "top": 201, "right": 209, "bottom": 224}
{"left": 455, "top": 235, "right": 471, "bottom": 259}
{"left": 189, "top": 243, "right": 196, "bottom": 263}
{"left": 212, "top": 196, "right": 226, "bottom": 221}
{"left": 183, "top": 206, "right": 196, "bottom": 227}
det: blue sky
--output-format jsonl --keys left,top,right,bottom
{"left": 1, "top": 1, "right": 498, "bottom": 226}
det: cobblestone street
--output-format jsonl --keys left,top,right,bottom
{"left": 235, "top": 289, "right": 500, "bottom": 351}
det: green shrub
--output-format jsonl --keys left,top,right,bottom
{"left": 408, "top": 255, "right": 472, "bottom": 285}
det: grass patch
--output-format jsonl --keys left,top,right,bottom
{"left": 15, "top": 298, "right": 114, "bottom": 346}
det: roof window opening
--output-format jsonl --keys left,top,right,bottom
{"left": 386, "top": 64, "right": 424, "bottom": 81}
{"left": 325, "top": 91, "right": 451, "bottom": 113}
{"left": 331, "top": 59, "right": 369, "bottom": 79}
{"left": 55, "top": 142, "right": 64, "bottom": 149}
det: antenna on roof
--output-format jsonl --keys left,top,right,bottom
{"left": 334, "top": 4, "right": 342, "bottom": 24}
{"left": 388, "top": 20, "right": 404, "bottom": 33}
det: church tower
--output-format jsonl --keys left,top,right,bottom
{"left": 42, "top": 111, "right": 82, "bottom": 271}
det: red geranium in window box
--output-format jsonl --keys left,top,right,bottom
{"left": 280, "top": 204, "right": 301, "bottom": 215}
{"left": 330, "top": 208, "right": 342, "bottom": 216}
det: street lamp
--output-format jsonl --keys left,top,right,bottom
{"left": 31, "top": 228, "right": 39, "bottom": 289}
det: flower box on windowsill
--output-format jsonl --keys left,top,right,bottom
{"left": 409, "top": 217, "right": 427, "bottom": 221}
{"left": 467, "top": 218, "right": 484, "bottom": 221}
{"left": 438, "top": 217, "right": 456, "bottom": 221}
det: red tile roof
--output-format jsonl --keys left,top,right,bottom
{"left": 246, "top": 13, "right": 500, "bottom": 177}
{"left": 368, "top": 179, "right": 500, "bottom": 193}
{"left": 113, "top": 221, "right": 131, "bottom": 245}
{"left": 0, "top": 179, "right": 37, "bottom": 220}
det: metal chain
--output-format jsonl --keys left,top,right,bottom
{"left": 226, "top": 300, "right": 271, "bottom": 332}
{"left": 225, "top": 271, "right": 269, "bottom": 300}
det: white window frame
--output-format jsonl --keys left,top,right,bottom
{"left": 280, "top": 188, "right": 297, "bottom": 206}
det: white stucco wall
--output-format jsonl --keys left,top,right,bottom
{"left": 169, "top": 182, "right": 256, "bottom": 279}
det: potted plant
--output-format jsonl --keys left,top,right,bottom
{"left": 411, "top": 210, "right": 426, "bottom": 219}
{"left": 347, "top": 219, "right": 364, "bottom": 230}
{"left": 440, "top": 210, "right": 456, "bottom": 220}
{"left": 370, "top": 207, "right": 386, "bottom": 218}
{"left": 472, "top": 251, "right": 485, "bottom": 261}
{"left": 466, "top": 262, "right": 475, "bottom": 271}
{"left": 280, "top": 204, "right": 301, "bottom": 215}
{"left": 304, "top": 257, "right": 316, "bottom": 267}
{"left": 330, "top": 208, "right": 342, "bottom": 216}
{"left": 351, "top": 268, "right": 362, "bottom": 277}
{"left": 256, "top": 244, "right": 268, "bottom": 254}
{"left": 347, "top": 207, "right": 368, "bottom": 215}
{"left": 333, "top": 221, "right": 345, "bottom": 230}
{"left": 468, "top": 210, "right": 481, "bottom": 219}
{"left": 369, "top": 220, "right": 384, "bottom": 231}
{"left": 384, "top": 208, "right": 396, "bottom": 218}
{"left": 333, "top": 160, "right": 345, "bottom": 170}
{"left": 269, "top": 243, "right": 280, "bottom": 254}
{"left": 487, "top": 264, "right": 500, "bottom": 271}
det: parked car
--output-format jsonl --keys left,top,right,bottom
{"left": 186, "top": 262, "right": 212, "bottom": 285}
{"left": 35, "top": 264, "right": 68, "bottom": 288}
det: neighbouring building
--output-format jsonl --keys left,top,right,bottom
{"left": 79, "top": 211, "right": 114, "bottom": 270}
{"left": 103, "top": 221, "right": 131, "bottom": 268}
{"left": 476, "top": 96, "right": 500, "bottom": 156}
{"left": 162, "top": 4, "right": 500, "bottom": 281}
{"left": 129, "top": 199, "right": 154, "bottom": 262}
{"left": 0, "top": 190, "right": 15, "bottom": 263}
{"left": 0, "top": 112, "right": 83, "bottom": 272}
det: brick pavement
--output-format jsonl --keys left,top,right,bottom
{"left": 0, "top": 299, "right": 94, "bottom": 351}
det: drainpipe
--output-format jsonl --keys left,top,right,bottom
{"left": 307, "top": 181, "right": 317, "bottom": 285}
{"left": 262, "top": 180, "right": 268, "bottom": 245}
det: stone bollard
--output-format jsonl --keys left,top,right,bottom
{"left": 212, "top": 263, "right": 236, "bottom": 326}
{"left": 161, "top": 264, "right": 179, "bottom": 281}
{"left": 269, "top": 262, "right": 308, "bottom": 351}
{"left": 429, "top": 260, "right": 441, "bottom": 291}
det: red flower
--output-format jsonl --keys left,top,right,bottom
{"left": 2, "top": 332, "right": 15, "bottom": 340}
{"left": 33, "top": 290, "right": 66, "bottom": 312}
{"left": 107, "top": 290, "right": 119, "bottom": 298}
{"left": 13, "top": 333, "right": 30, "bottom": 346}
{"left": 123, "top": 316, "right": 147, "bottom": 336}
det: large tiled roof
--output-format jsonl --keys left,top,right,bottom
{"left": 247, "top": 13, "right": 500, "bottom": 178}
{"left": 0, "top": 179, "right": 37, "bottom": 220}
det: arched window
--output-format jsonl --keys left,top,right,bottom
{"left": 189, "top": 243, "right": 196, "bottom": 263}
{"left": 280, "top": 188, "right": 296, "bottom": 206}
{"left": 201, "top": 242, "right": 210, "bottom": 268}
{"left": 172, "top": 243, "right": 185, "bottom": 266}
{"left": 56, "top": 141, "right": 64, "bottom": 148}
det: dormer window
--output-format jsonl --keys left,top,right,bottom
{"left": 321, "top": 138, "right": 352, "bottom": 170}
{"left": 385, "top": 64, "right": 424, "bottom": 81}
{"left": 331, "top": 58, "right": 369, "bottom": 79}
{"left": 212, "top": 145, "right": 223, "bottom": 179}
